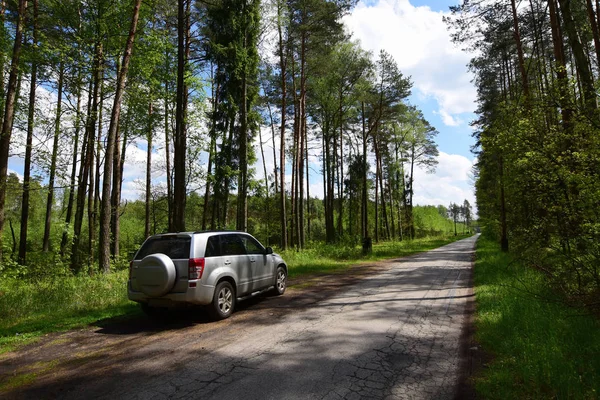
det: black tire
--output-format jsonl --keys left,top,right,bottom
{"left": 209, "top": 281, "right": 236, "bottom": 320}
{"left": 272, "top": 266, "right": 287, "bottom": 296}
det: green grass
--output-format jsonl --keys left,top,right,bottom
{"left": 474, "top": 236, "right": 600, "bottom": 399}
{"left": 0, "top": 271, "right": 140, "bottom": 353}
{"left": 0, "top": 234, "right": 468, "bottom": 354}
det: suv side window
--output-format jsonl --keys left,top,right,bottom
{"left": 240, "top": 235, "right": 265, "bottom": 255}
{"left": 221, "top": 234, "right": 246, "bottom": 256}
{"left": 205, "top": 235, "right": 221, "bottom": 257}
{"left": 135, "top": 236, "right": 191, "bottom": 260}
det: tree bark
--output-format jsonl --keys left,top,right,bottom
{"left": 586, "top": 0, "right": 600, "bottom": 69}
{"left": 237, "top": 0, "right": 249, "bottom": 232}
{"left": 19, "top": 0, "right": 39, "bottom": 264}
{"left": 145, "top": 101, "right": 153, "bottom": 238}
{"left": 548, "top": 0, "right": 573, "bottom": 130}
{"left": 61, "top": 78, "right": 83, "bottom": 257}
{"left": 43, "top": 61, "right": 64, "bottom": 254}
{"left": 278, "top": 0, "right": 287, "bottom": 249}
{"left": 163, "top": 55, "right": 173, "bottom": 232}
{"left": 0, "top": 0, "right": 7, "bottom": 125}
{"left": 110, "top": 117, "right": 124, "bottom": 258}
{"left": 361, "top": 102, "right": 368, "bottom": 240}
{"left": 71, "top": 52, "right": 99, "bottom": 272}
{"left": 98, "top": 0, "right": 142, "bottom": 273}
{"left": 173, "top": 0, "right": 187, "bottom": 232}
{"left": 558, "top": 0, "right": 597, "bottom": 116}
{"left": 0, "top": 0, "right": 27, "bottom": 259}
{"left": 510, "top": 0, "right": 530, "bottom": 102}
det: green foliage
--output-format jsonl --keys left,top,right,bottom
{"left": 413, "top": 205, "right": 465, "bottom": 236}
{"left": 448, "top": 0, "right": 600, "bottom": 306}
{"left": 0, "top": 270, "right": 136, "bottom": 353}
{"left": 474, "top": 235, "right": 600, "bottom": 399}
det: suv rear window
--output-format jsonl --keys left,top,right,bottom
{"left": 135, "top": 236, "right": 191, "bottom": 260}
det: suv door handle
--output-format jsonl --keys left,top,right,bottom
{"left": 224, "top": 260, "right": 231, "bottom": 265}
{"left": 250, "top": 257, "right": 256, "bottom": 263}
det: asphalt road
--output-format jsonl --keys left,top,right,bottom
{"left": 2, "top": 235, "right": 477, "bottom": 400}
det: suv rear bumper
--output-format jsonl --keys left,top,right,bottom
{"left": 128, "top": 281, "right": 215, "bottom": 306}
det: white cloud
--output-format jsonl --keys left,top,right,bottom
{"left": 343, "top": 0, "right": 477, "bottom": 122}
{"left": 412, "top": 151, "right": 476, "bottom": 211}
{"left": 435, "top": 109, "right": 462, "bottom": 127}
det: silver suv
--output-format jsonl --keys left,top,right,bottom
{"left": 128, "top": 231, "right": 287, "bottom": 320}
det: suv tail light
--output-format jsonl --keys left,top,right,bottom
{"left": 189, "top": 258, "right": 205, "bottom": 280}
{"left": 129, "top": 260, "right": 133, "bottom": 279}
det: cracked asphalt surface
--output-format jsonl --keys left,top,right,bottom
{"left": 1, "top": 235, "right": 477, "bottom": 400}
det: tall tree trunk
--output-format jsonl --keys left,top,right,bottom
{"left": 89, "top": 53, "right": 104, "bottom": 272}
{"left": 548, "top": 0, "right": 573, "bottom": 130}
{"left": 510, "top": 0, "right": 530, "bottom": 102}
{"left": 376, "top": 142, "right": 390, "bottom": 240}
{"left": 337, "top": 90, "right": 344, "bottom": 239}
{"left": 61, "top": 79, "right": 83, "bottom": 257}
{"left": 202, "top": 66, "right": 217, "bottom": 231}
{"left": 145, "top": 102, "right": 153, "bottom": 238}
{"left": 71, "top": 73, "right": 96, "bottom": 272}
{"left": 0, "top": 0, "right": 27, "bottom": 259}
{"left": 110, "top": 117, "right": 124, "bottom": 258}
{"left": 305, "top": 132, "right": 310, "bottom": 241}
{"left": 19, "top": 0, "right": 39, "bottom": 264}
{"left": 43, "top": 62, "right": 64, "bottom": 254}
{"left": 266, "top": 101, "right": 279, "bottom": 194}
{"left": 586, "top": 0, "right": 600, "bottom": 68}
{"left": 237, "top": 0, "right": 249, "bottom": 232}
{"left": 99, "top": 0, "right": 142, "bottom": 273}
{"left": 499, "top": 156, "right": 509, "bottom": 252}
{"left": 278, "top": 0, "right": 287, "bottom": 249}
{"left": 361, "top": 102, "right": 368, "bottom": 240}
{"left": 407, "top": 145, "right": 416, "bottom": 239}
{"left": 164, "top": 48, "right": 173, "bottom": 231}
{"left": 374, "top": 142, "right": 379, "bottom": 243}
{"left": 173, "top": 0, "right": 187, "bottom": 232}
{"left": 0, "top": 0, "right": 7, "bottom": 125}
{"left": 298, "top": 34, "right": 306, "bottom": 248}
{"left": 558, "top": 0, "right": 597, "bottom": 116}
{"left": 259, "top": 117, "right": 270, "bottom": 243}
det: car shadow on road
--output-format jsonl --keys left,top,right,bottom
{"left": 93, "top": 307, "right": 214, "bottom": 335}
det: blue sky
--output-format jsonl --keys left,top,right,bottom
{"left": 342, "top": 0, "right": 478, "bottom": 208}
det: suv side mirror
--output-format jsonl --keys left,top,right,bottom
{"left": 265, "top": 246, "right": 274, "bottom": 255}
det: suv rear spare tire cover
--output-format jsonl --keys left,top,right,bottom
{"left": 137, "top": 253, "right": 176, "bottom": 297}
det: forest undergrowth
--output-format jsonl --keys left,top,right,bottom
{"left": 473, "top": 235, "right": 600, "bottom": 399}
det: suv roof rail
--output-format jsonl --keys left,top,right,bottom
{"left": 192, "top": 229, "right": 245, "bottom": 234}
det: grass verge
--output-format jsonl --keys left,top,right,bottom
{"left": 474, "top": 236, "right": 600, "bottom": 399}
{"left": 0, "top": 271, "right": 141, "bottom": 354}
{"left": 0, "top": 234, "right": 468, "bottom": 354}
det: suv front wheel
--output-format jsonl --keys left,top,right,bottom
{"left": 273, "top": 266, "right": 287, "bottom": 296}
{"left": 209, "top": 281, "right": 235, "bottom": 320}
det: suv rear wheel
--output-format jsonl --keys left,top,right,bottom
{"left": 209, "top": 281, "right": 235, "bottom": 320}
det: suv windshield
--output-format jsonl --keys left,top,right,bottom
{"left": 135, "top": 236, "right": 191, "bottom": 260}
